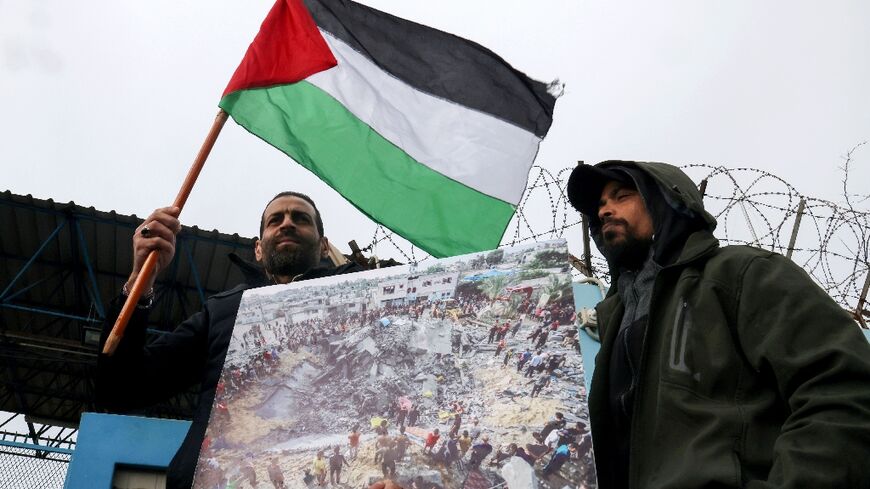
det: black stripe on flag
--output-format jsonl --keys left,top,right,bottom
{"left": 304, "top": 0, "right": 557, "bottom": 138}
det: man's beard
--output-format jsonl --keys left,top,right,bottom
{"left": 261, "top": 234, "right": 320, "bottom": 279}
{"left": 600, "top": 222, "right": 653, "bottom": 271}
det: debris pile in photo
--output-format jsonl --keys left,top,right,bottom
{"left": 199, "top": 242, "right": 597, "bottom": 489}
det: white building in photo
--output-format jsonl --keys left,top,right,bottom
{"left": 286, "top": 297, "right": 328, "bottom": 323}
{"left": 374, "top": 272, "right": 459, "bottom": 306}
{"left": 375, "top": 277, "right": 410, "bottom": 306}
{"left": 416, "top": 272, "right": 459, "bottom": 302}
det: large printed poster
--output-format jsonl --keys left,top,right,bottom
{"left": 194, "top": 240, "right": 597, "bottom": 489}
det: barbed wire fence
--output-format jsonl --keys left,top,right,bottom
{"left": 364, "top": 143, "right": 869, "bottom": 324}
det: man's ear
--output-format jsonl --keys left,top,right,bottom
{"left": 254, "top": 238, "right": 263, "bottom": 263}
{"left": 320, "top": 236, "right": 330, "bottom": 258}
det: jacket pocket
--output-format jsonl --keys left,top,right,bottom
{"left": 659, "top": 294, "right": 740, "bottom": 402}
{"left": 667, "top": 299, "right": 700, "bottom": 381}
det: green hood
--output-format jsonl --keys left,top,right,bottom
{"left": 595, "top": 160, "right": 717, "bottom": 231}
{"left": 568, "top": 160, "right": 718, "bottom": 270}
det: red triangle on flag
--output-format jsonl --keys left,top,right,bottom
{"left": 222, "top": 0, "right": 337, "bottom": 97}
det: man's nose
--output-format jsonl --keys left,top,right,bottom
{"left": 278, "top": 214, "right": 296, "bottom": 232}
{"left": 598, "top": 201, "right": 613, "bottom": 221}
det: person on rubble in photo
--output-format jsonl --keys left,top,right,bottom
{"left": 267, "top": 457, "right": 285, "bottom": 489}
{"left": 449, "top": 412, "right": 462, "bottom": 437}
{"left": 514, "top": 447, "right": 536, "bottom": 466}
{"left": 375, "top": 425, "right": 392, "bottom": 463}
{"left": 567, "top": 160, "right": 870, "bottom": 488}
{"left": 549, "top": 319, "right": 560, "bottom": 332}
{"left": 510, "top": 315, "right": 524, "bottom": 337}
{"left": 348, "top": 424, "right": 361, "bottom": 460}
{"left": 376, "top": 419, "right": 389, "bottom": 436}
{"left": 529, "top": 370, "right": 550, "bottom": 398}
{"left": 502, "top": 346, "right": 514, "bottom": 368}
{"left": 516, "top": 348, "right": 532, "bottom": 373}
{"left": 395, "top": 425, "right": 410, "bottom": 461}
{"left": 328, "top": 445, "right": 349, "bottom": 486}
{"left": 396, "top": 405, "right": 408, "bottom": 427}
{"left": 535, "top": 412, "right": 566, "bottom": 443}
{"left": 494, "top": 338, "right": 506, "bottom": 358}
{"left": 312, "top": 450, "right": 328, "bottom": 486}
{"left": 468, "top": 418, "right": 481, "bottom": 441}
{"left": 545, "top": 352, "right": 566, "bottom": 374}
{"left": 524, "top": 350, "right": 543, "bottom": 377}
{"left": 542, "top": 442, "right": 579, "bottom": 479}
{"left": 433, "top": 435, "right": 450, "bottom": 465}
{"left": 423, "top": 428, "right": 440, "bottom": 454}
{"left": 534, "top": 328, "right": 549, "bottom": 349}
{"left": 527, "top": 324, "right": 543, "bottom": 343}
{"left": 407, "top": 406, "right": 419, "bottom": 427}
{"left": 497, "top": 320, "right": 510, "bottom": 341}
{"left": 488, "top": 442, "right": 517, "bottom": 468}
{"left": 96, "top": 192, "right": 363, "bottom": 489}
{"left": 240, "top": 452, "right": 258, "bottom": 488}
{"left": 380, "top": 438, "right": 399, "bottom": 479}
{"left": 468, "top": 434, "right": 493, "bottom": 467}
{"left": 457, "top": 430, "right": 472, "bottom": 460}
{"left": 445, "top": 433, "right": 461, "bottom": 467}
{"left": 487, "top": 320, "right": 499, "bottom": 343}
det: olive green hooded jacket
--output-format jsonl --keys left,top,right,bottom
{"left": 587, "top": 161, "right": 870, "bottom": 488}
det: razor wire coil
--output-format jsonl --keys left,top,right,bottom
{"left": 364, "top": 144, "right": 869, "bottom": 317}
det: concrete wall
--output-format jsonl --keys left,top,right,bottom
{"left": 64, "top": 413, "right": 190, "bottom": 489}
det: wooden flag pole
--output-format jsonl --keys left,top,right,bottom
{"left": 102, "top": 109, "right": 229, "bottom": 355}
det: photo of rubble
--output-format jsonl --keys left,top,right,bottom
{"left": 193, "top": 240, "right": 597, "bottom": 489}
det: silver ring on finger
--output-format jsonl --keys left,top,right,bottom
{"left": 140, "top": 225, "right": 151, "bottom": 238}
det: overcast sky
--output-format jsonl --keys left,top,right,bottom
{"left": 2, "top": 0, "right": 868, "bottom": 259}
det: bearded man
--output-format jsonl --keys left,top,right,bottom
{"left": 567, "top": 161, "right": 870, "bottom": 489}
{"left": 97, "top": 192, "right": 360, "bottom": 489}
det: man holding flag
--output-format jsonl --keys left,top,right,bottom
{"left": 97, "top": 192, "right": 361, "bottom": 488}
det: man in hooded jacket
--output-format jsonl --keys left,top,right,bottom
{"left": 567, "top": 161, "right": 870, "bottom": 488}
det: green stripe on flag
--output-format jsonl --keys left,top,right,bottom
{"left": 219, "top": 81, "right": 516, "bottom": 257}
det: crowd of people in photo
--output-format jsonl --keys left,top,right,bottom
{"left": 198, "top": 280, "right": 593, "bottom": 488}
{"left": 217, "top": 300, "right": 436, "bottom": 406}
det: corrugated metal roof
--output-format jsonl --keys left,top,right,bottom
{"left": 0, "top": 190, "right": 258, "bottom": 425}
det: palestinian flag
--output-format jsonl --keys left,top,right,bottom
{"left": 220, "top": 0, "right": 558, "bottom": 257}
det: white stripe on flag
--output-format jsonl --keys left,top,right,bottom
{"left": 307, "top": 30, "right": 542, "bottom": 206}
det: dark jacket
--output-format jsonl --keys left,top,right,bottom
{"left": 587, "top": 161, "right": 870, "bottom": 488}
{"left": 97, "top": 261, "right": 361, "bottom": 489}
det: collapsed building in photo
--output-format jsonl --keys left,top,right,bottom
{"left": 195, "top": 240, "right": 597, "bottom": 489}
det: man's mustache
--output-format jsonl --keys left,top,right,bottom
{"left": 601, "top": 217, "right": 629, "bottom": 228}
{"left": 277, "top": 228, "right": 301, "bottom": 240}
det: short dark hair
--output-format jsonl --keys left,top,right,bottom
{"left": 259, "top": 191, "right": 324, "bottom": 238}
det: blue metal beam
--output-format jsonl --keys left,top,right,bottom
{"left": 0, "top": 303, "right": 101, "bottom": 324}
{"left": 73, "top": 219, "right": 105, "bottom": 319}
{"left": 0, "top": 221, "right": 66, "bottom": 300}
{"left": 0, "top": 439, "right": 74, "bottom": 455}
{"left": 1, "top": 270, "right": 68, "bottom": 303}
{"left": 182, "top": 239, "right": 206, "bottom": 304}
